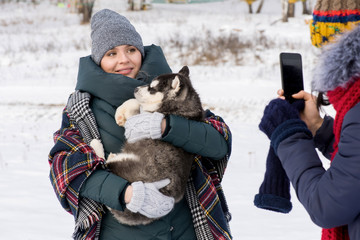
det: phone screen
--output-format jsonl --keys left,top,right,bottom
{"left": 280, "top": 53, "right": 304, "bottom": 103}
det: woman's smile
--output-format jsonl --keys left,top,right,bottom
{"left": 100, "top": 45, "right": 142, "bottom": 78}
{"left": 115, "top": 67, "right": 133, "bottom": 75}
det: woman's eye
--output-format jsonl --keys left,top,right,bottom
{"left": 128, "top": 47, "right": 137, "bottom": 53}
{"left": 107, "top": 52, "right": 116, "bottom": 57}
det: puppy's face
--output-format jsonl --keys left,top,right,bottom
{"left": 134, "top": 74, "right": 183, "bottom": 112}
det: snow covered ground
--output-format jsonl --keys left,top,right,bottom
{"left": 0, "top": 0, "right": 329, "bottom": 239}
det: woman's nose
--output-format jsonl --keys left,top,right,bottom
{"left": 117, "top": 52, "right": 129, "bottom": 64}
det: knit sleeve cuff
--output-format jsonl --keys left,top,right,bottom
{"left": 254, "top": 193, "right": 292, "bottom": 213}
{"left": 271, "top": 119, "right": 312, "bottom": 155}
{"left": 126, "top": 181, "right": 145, "bottom": 213}
{"left": 150, "top": 112, "right": 165, "bottom": 140}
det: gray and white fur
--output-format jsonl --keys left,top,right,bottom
{"left": 312, "top": 25, "right": 360, "bottom": 92}
{"left": 106, "top": 66, "right": 204, "bottom": 225}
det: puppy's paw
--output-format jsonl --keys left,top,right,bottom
{"left": 115, "top": 113, "right": 126, "bottom": 126}
{"left": 115, "top": 99, "right": 140, "bottom": 127}
{"left": 115, "top": 105, "right": 127, "bottom": 126}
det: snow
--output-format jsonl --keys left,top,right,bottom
{"left": 0, "top": 0, "right": 328, "bottom": 239}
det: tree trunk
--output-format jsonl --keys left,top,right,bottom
{"left": 302, "top": 0, "right": 310, "bottom": 15}
{"left": 129, "top": 0, "right": 136, "bottom": 10}
{"left": 282, "top": 0, "right": 289, "bottom": 22}
{"left": 256, "top": 0, "right": 264, "bottom": 13}
{"left": 79, "top": 0, "right": 95, "bottom": 24}
{"left": 248, "top": 3, "right": 253, "bottom": 14}
{"left": 288, "top": 2, "right": 295, "bottom": 17}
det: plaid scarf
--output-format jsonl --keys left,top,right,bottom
{"left": 65, "top": 91, "right": 232, "bottom": 240}
{"left": 65, "top": 92, "right": 105, "bottom": 239}
{"left": 322, "top": 79, "right": 360, "bottom": 240}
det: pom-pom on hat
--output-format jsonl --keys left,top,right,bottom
{"left": 90, "top": 9, "right": 144, "bottom": 65}
{"left": 310, "top": 0, "right": 360, "bottom": 47}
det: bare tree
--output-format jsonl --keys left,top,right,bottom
{"left": 302, "top": 0, "right": 310, "bottom": 14}
{"left": 288, "top": 2, "right": 295, "bottom": 17}
{"left": 281, "top": 0, "right": 310, "bottom": 22}
{"left": 243, "top": 0, "right": 256, "bottom": 14}
{"left": 256, "top": 0, "right": 265, "bottom": 14}
{"left": 78, "top": 0, "right": 95, "bottom": 23}
{"left": 243, "top": 0, "right": 309, "bottom": 19}
{"left": 282, "top": 0, "right": 289, "bottom": 22}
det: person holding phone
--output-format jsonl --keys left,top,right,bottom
{"left": 259, "top": 25, "right": 360, "bottom": 240}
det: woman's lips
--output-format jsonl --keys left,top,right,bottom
{"left": 115, "top": 68, "right": 132, "bottom": 75}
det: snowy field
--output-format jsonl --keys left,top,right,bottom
{"left": 0, "top": 0, "right": 330, "bottom": 239}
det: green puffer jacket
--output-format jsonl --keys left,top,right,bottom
{"left": 77, "top": 45, "right": 228, "bottom": 240}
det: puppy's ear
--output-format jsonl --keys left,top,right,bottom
{"left": 171, "top": 76, "right": 181, "bottom": 93}
{"left": 179, "top": 66, "right": 189, "bottom": 77}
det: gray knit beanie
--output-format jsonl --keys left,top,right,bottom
{"left": 90, "top": 9, "right": 144, "bottom": 65}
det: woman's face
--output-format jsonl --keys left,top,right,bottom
{"left": 100, "top": 45, "right": 142, "bottom": 78}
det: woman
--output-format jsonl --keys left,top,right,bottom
{"left": 48, "top": 9, "right": 232, "bottom": 240}
{"left": 259, "top": 25, "right": 360, "bottom": 239}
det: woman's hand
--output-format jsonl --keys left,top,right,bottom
{"left": 259, "top": 98, "right": 303, "bottom": 139}
{"left": 277, "top": 89, "right": 323, "bottom": 136}
{"left": 125, "top": 179, "right": 174, "bottom": 218}
{"left": 124, "top": 185, "right": 133, "bottom": 204}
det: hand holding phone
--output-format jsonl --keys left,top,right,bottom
{"left": 280, "top": 52, "right": 304, "bottom": 103}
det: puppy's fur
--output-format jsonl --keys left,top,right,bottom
{"left": 98, "top": 66, "right": 204, "bottom": 225}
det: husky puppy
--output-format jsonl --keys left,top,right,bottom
{"left": 102, "top": 66, "right": 204, "bottom": 225}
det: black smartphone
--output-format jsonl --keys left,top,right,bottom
{"left": 280, "top": 52, "right": 304, "bottom": 103}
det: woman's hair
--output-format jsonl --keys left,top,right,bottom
{"left": 315, "top": 91, "right": 330, "bottom": 110}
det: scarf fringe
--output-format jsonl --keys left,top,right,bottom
{"left": 73, "top": 207, "right": 103, "bottom": 240}
{"left": 77, "top": 211, "right": 102, "bottom": 230}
